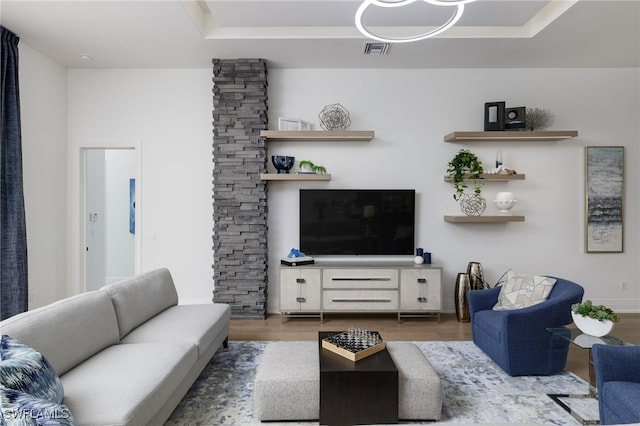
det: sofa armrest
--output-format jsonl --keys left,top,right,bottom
{"left": 593, "top": 344, "right": 640, "bottom": 385}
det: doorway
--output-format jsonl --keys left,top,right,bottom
{"left": 84, "top": 148, "right": 136, "bottom": 291}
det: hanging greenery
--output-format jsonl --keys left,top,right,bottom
{"left": 446, "top": 149, "right": 484, "bottom": 201}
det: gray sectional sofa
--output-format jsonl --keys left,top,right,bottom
{"left": 0, "top": 268, "right": 231, "bottom": 425}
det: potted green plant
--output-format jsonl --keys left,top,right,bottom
{"left": 298, "top": 160, "right": 327, "bottom": 174}
{"left": 446, "top": 149, "right": 484, "bottom": 201}
{"left": 571, "top": 300, "right": 620, "bottom": 337}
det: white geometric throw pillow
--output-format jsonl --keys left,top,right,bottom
{"left": 493, "top": 271, "right": 557, "bottom": 311}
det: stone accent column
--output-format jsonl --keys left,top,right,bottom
{"left": 211, "top": 59, "right": 268, "bottom": 320}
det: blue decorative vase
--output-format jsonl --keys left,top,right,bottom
{"left": 272, "top": 155, "right": 295, "bottom": 174}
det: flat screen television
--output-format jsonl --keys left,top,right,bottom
{"left": 299, "top": 189, "right": 415, "bottom": 256}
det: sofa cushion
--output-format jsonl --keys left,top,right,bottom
{"left": 0, "top": 387, "right": 77, "bottom": 426}
{"left": 61, "top": 342, "right": 196, "bottom": 426}
{"left": 0, "top": 335, "right": 63, "bottom": 403}
{"left": 0, "top": 291, "right": 120, "bottom": 375}
{"left": 120, "top": 304, "right": 231, "bottom": 358}
{"left": 493, "top": 272, "right": 556, "bottom": 311}
{"left": 103, "top": 268, "right": 179, "bottom": 338}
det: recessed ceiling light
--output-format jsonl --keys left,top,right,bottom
{"left": 80, "top": 54, "right": 94, "bottom": 62}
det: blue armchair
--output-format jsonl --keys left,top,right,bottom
{"left": 468, "top": 277, "right": 584, "bottom": 376}
{"left": 592, "top": 344, "right": 640, "bottom": 425}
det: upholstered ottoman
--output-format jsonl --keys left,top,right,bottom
{"left": 254, "top": 341, "right": 319, "bottom": 421}
{"left": 254, "top": 341, "right": 442, "bottom": 421}
{"left": 386, "top": 342, "right": 442, "bottom": 420}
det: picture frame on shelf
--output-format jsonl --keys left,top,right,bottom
{"left": 505, "top": 107, "right": 526, "bottom": 130}
{"left": 585, "top": 146, "right": 624, "bottom": 253}
{"left": 484, "top": 101, "right": 505, "bottom": 131}
{"left": 278, "top": 117, "right": 312, "bottom": 131}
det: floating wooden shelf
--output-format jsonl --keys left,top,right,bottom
{"left": 444, "top": 173, "right": 525, "bottom": 182}
{"left": 444, "top": 215, "right": 525, "bottom": 223}
{"left": 444, "top": 131, "right": 578, "bottom": 142}
{"left": 260, "top": 173, "right": 332, "bottom": 181}
{"left": 260, "top": 130, "right": 374, "bottom": 141}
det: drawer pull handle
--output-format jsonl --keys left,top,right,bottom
{"left": 331, "top": 277, "right": 391, "bottom": 281}
{"left": 296, "top": 297, "right": 306, "bottom": 303}
{"left": 331, "top": 298, "right": 391, "bottom": 303}
{"left": 417, "top": 278, "right": 426, "bottom": 284}
{"left": 296, "top": 278, "right": 306, "bottom": 283}
{"left": 417, "top": 297, "right": 427, "bottom": 303}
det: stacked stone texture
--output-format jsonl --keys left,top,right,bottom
{"left": 211, "top": 59, "right": 268, "bottom": 319}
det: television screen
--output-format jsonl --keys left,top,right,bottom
{"left": 299, "top": 189, "right": 415, "bottom": 256}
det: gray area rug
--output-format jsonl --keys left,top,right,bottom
{"left": 165, "top": 341, "right": 597, "bottom": 425}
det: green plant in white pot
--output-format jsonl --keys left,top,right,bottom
{"left": 571, "top": 300, "right": 620, "bottom": 337}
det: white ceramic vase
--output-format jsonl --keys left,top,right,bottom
{"left": 493, "top": 191, "right": 517, "bottom": 215}
{"left": 571, "top": 311, "right": 613, "bottom": 337}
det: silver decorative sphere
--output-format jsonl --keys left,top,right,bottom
{"left": 460, "top": 193, "right": 487, "bottom": 216}
{"left": 319, "top": 103, "right": 351, "bottom": 131}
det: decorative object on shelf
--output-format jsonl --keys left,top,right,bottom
{"left": 354, "top": 0, "right": 470, "bottom": 44}
{"left": 454, "top": 272, "right": 471, "bottom": 323}
{"left": 446, "top": 149, "right": 484, "bottom": 201}
{"left": 495, "top": 148, "right": 503, "bottom": 169}
{"left": 271, "top": 155, "right": 295, "bottom": 174}
{"left": 493, "top": 192, "right": 518, "bottom": 215}
{"left": 319, "top": 103, "right": 351, "bottom": 130}
{"left": 484, "top": 101, "right": 506, "bottom": 131}
{"left": 571, "top": 300, "right": 620, "bottom": 337}
{"left": 278, "top": 117, "right": 312, "bottom": 131}
{"left": 525, "top": 108, "right": 555, "bottom": 131}
{"left": 423, "top": 252, "right": 432, "bottom": 264}
{"left": 414, "top": 255, "right": 424, "bottom": 265}
{"left": 459, "top": 193, "right": 486, "bottom": 216}
{"left": 505, "top": 106, "right": 526, "bottom": 130}
{"left": 466, "top": 262, "right": 484, "bottom": 291}
{"left": 416, "top": 247, "right": 424, "bottom": 257}
{"left": 485, "top": 167, "right": 518, "bottom": 175}
{"left": 298, "top": 160, "right": 327, "bottom": 174}
{"left": 585, "top": 146, "right": 624, "bottom": 253}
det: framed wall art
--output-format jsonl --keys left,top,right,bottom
{"left": 585, "top": 146, "right": 624, "bottom": 253}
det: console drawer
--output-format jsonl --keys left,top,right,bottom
{"left": 322, "top": 268, "right": 398, "bottom": 289}
{"left": 323, "top": 290, "right": 399, "bottom": 310}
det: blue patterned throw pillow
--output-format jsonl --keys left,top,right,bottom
{"left": 0, "top": 386, "right": 77, "bottom": 426}
{"left": 0, "top": 336, "right": 63, "bottom": 404}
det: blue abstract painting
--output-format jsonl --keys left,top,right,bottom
{"left": 129, "top": 178, "right": 135, "bottom": 235}
{"left": 586, "top": 146, "right": 623, "bottom": 253}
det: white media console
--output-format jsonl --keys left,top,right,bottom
{"left": 280, "top": 261, "right": 442, "bottom": 322}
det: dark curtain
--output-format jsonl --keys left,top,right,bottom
{"left": 1, "top": 26, "right": 28, "bottom": 320}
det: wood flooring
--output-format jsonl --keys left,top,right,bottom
{"left": 229, "top": 312, "right": 640, "bottom": 383}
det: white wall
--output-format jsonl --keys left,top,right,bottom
{"left": 67, "top": 69, "right": 214, "bottom": 304}
{"left": 20, "top": 57, "right": 640, "bottom": 313}
{"left": 265, "top": 68, "right": 640, "bottom": 313}
{"left": 19, "top": 44, "right": 68, "bottom": 309}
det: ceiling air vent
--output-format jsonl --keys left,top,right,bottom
{"left": 363, "top": 42, "right": 390, "bottom": 56}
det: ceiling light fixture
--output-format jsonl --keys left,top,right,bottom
{"left": 355, "top": 0, "right": 475, "bottom": 43}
